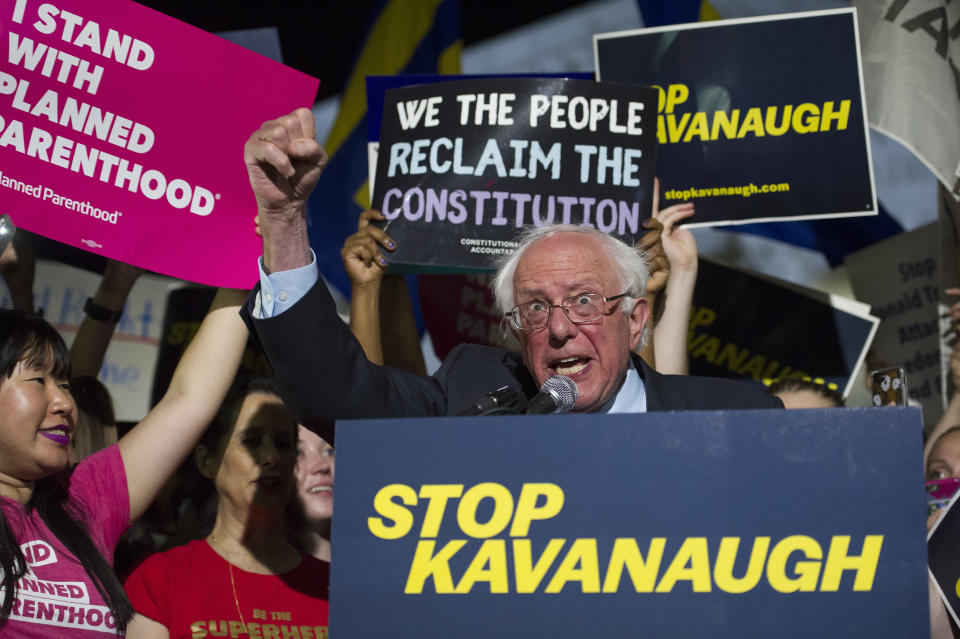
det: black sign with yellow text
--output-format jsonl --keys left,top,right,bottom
{"left": 330, "top": 408, "right": 926, "bottom": 637}
{"left": 595, "top": 9, "right": 876, "bottom": 226}
{"left": 689, "top": 258, "right": 878, "bottom": 398}
{"left": 929, "top": 488, "right": 960, "bottom": 626}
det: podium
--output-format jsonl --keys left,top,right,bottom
{"left": 330, "top": 407, "right": 928, "bottom": 637}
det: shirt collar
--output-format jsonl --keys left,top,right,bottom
{"left": 606, "top": 362, "right": 647, "bottom": 413}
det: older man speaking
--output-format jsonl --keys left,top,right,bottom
{"left": 241, "top": 109, "right": 781, "bottom": 443}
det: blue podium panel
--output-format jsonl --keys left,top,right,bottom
{"left": 330, "top": 407, "right": 927, "bottom": 638}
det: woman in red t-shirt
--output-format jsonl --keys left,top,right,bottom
{"left": 124, "top": 377, "right": 329, "bottom": 639}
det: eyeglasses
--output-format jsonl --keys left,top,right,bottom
{"left": 505, "top": 292, "right": 629, "bottom": 331}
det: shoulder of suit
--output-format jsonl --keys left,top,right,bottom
{"left": 437, "top": 344, "right": 530, "bottom": 388}
{"left": 632, "top": 354, "right": 780, "bottom": 408}
{"left": 444, "top": 343, "right": 516, "bottom": 366}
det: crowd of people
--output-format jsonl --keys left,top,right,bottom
{"left": 0, "top": 104, "right": 956, "bottom": 637}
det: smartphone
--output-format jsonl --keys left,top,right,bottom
{"left": 926, "top": 478, "right": 960, "bottom": 515}
{"left": 870, "top": 366, "right": 907, "bottom": 406}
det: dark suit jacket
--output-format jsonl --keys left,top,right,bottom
{"left": 243, "top": 279, "right": 782, "bottom": 443}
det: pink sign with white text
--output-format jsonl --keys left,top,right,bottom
{"left": 0, "top": 0, "right": 319, "bottom": 287}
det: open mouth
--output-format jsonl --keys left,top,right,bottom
{"left": 306, "top": 485, "right": 332, "bottom": 495}
{"left": 39, "top": 427, "right": 70, "bottom": 447}
{"left": 552, "top": 357, "right": 589, "bottom": 376}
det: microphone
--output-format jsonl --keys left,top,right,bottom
{"left": 525, "top": 375, "right": 578, "bottom": 415}
{"left": 457, "top": 386, "right": 528, "bottom": 416}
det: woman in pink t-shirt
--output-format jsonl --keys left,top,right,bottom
{"left": 0, "top": 289, "right": 251, "bottom": 637}
{"left": 124, "top": 377, "right": 329, "bottom": 639}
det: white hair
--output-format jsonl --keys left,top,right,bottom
{"left": 491, "top": 225, "right": 650, "bottom": 342}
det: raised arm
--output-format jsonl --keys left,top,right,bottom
{"left": 635, "top": 179, "right": 696, "bottom": 374}
{"left": 379, "top": 275, "right": 427, "bottom": 375}
{"left": 635, "top": 218, "right": 664, "bottom": 369}
{"left": 650, "top": 179, "right": 697, "bottom": 375}
{"left": 242, "top": 111, "right": 445, "bottom": 435}
{"left": 69, "top": 260, "right": 143, "bottom": 378}
{"left": 343, "top": 210, "right": 394, "bottom": 365}
{"left": 244, "top": 108, "right": 327, "bottom": 274}
{"left": 118, "top": 288, "right": 249, "bottom": 522}
{"left": 342, "top": 210, "right": 427, "bottom": 374}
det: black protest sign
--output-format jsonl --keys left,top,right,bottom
{"left": 595, "top": 9, "right": 875, "bottom": 226}
{"left": 688, "top": 259, "right": 877, "bottom": 397}
{"left": 372, "top": 77, "right": 657, "bottom": 271}
{"left": 929, "top": 491, "right": 960, "bottom": 627}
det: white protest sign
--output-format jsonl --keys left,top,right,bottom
{"left": 846, "top": 222, "right": 945, "bottom": 428}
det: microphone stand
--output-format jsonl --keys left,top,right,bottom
{"left": 457, "top": 386, "right": 528, "bottom": 416}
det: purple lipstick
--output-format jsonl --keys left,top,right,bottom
{"left": 39, "top": 427, "right": 70, "bottom": 446}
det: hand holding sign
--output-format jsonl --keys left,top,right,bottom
{"left": 642, "top": 178, "right": 698, "bottom": 375}
{"left": 637, "top": 179, "right": 695, "bottom": 297}
{"left": 342, "top": 210, "right": 396, "bottom": 288}
{"left": 243, "top": 108, "right": 327, "bottom": 273}
{"left": 653, "top": 179, "right": 696, "bottom": 277}
{"left": 636, "top": 220, "right": 666, "bottom": 295}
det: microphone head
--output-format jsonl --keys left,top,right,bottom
{"left": 541, "top": 375, "right": 578, "bottom": 413}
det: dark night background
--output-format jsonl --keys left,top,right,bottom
{"left": 136, "top": 0, "right": 595, "bottom": 101}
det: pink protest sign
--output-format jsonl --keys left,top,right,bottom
{"left": 0, "top": 0, "right": 319, "bottom": 287}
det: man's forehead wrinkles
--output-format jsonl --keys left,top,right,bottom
{"left": 516, "top": 272, "right": 605, "bottom": 296}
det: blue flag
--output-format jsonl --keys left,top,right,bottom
{"left": 308, "top": 0, "right": 461, "bottom": 298}
{"left": 635, "top": 0, "right": 720, "bottom": 26}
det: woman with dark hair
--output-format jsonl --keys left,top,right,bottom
{"left": 123, "top": 377, "right": 329, "bottom": 639}
{"left": 0, "top": 288, "right": 250, "bottom": 637}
